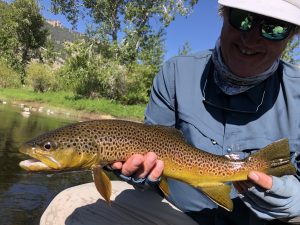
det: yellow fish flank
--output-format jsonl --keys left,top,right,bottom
{"left": 19, "top": 120, "right": 296, "bottom": 211}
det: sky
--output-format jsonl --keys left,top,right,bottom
{"left": 40, "top": 0, "right": 223, "bottom": 60}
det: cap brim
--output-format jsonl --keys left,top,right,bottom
{"left": 218, "top": 0, "right": 300, "bottom": 26}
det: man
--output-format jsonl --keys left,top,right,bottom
{"left": 41, "top": 0, "right": 300, "bottom": 224}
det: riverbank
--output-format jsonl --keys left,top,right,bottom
{"left": 0, "top": 88, "right": 146, "bottom": 121}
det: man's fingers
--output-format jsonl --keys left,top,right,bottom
{"left": 233, "top": 182, "right": 243, "bottom": 193}
{"left": 248, "top": 171, "right": 273, "bottom": 190}
{"left": 121, "top": 154, "right": 144, "bottom": 176}
{"left": 148, "top": 160, "right": 164, "bottom": 181}
{"left": 234, "top": 171, "right": 273, "bottom": 195}
{"left": 110, "top": 161, "right": 123, "bottom": 170}
{"left": 233, "top": 181, "right": 253, "bottom": 193}
{"left": 135, "top": 152, "right": 157, "bottom": 178}
{"left": 109, "top": 152, "right": 164, "bottom": 181}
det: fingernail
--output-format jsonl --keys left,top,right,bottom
{"left": 249, "top": 172, "right": 259, "bottom": 181}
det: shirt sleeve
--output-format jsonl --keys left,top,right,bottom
{"left": 144, "top": 59, "right": 177, "bottom": 126}
{"left": 240, "top": 175, "right": 300, "bottom": 220}
{"left": 293, "top": 152, "right": 300, "bottom": 181}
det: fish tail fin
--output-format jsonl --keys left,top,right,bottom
{"left": 251, "top": 138, "right": 296, "bottom": 176}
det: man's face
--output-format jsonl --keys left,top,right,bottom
{"left": 220, "top": 10, "right": 292, "bottom": 77}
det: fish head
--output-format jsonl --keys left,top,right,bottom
{"left": 19, "top": 139, "right": 76, "bottom": 171}
{"left": 19, "top": 124, "right": 98, "bottom": 172}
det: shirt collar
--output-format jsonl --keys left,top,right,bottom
{"left": 201, "top": 60, "right": 270, "bottom": 114}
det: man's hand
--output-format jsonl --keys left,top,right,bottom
{"left": 234, "top": 171, "right": 273, "bottom": 193}
{"left": 248, "top": 171, "right": 272, "bottom": 189}
{"left": 110, "top": 152, "right": 164, "bottom": 181}
{"left": 234, "top": 171, "right": 300, "bottom": 220}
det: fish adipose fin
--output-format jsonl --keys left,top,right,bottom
{"left": 251, "top": 138, "right": 296, "bottom": 176}
{"left": 199, "top": 184, "right": 233, "bottom": 212}
{"left": 92, "top": 165, "right": 112, "bottom": 205}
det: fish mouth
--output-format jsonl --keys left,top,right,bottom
{"left": 19, "top": 143, "right": 60, "bottom": 171}
{"left": 19, "top": 158, "right": 53, "bottom": 171}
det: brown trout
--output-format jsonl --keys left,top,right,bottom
{"left": 19, "top": 120, "right": 296, "bottom": 211}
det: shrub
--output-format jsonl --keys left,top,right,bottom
{"left": 25, "top": 62, "right": 58, "bottom": 92}
{"left": 59, "top": 39, "right": 158, "bottom": 104}
{"left": 122, "top": 64, "right": 156, "bottom": 104}
{"left": 60, "top": 40, "right": 127, "bottom": 99}
{"left": 94, "top": 60, "right": 127, "bottom": 100}
{"left": 0, "top": 60, "right": 21, "bottom": 88}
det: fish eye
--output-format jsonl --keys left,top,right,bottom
{"left": 44, "top": 142, "right": 52, "bottom": 150}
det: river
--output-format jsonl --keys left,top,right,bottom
{"left": 0, "top": 103, "right": 93, "bottom": 225}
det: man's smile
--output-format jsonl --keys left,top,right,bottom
{"left": 236, "top": 44, "right": 262, "bottom": 56}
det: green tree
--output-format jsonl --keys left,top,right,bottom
{"left": 48, "top": 0, "right": 200, "bottom": 104}
{"left": 50, "top": 0, "right": 198, "bottom": 64}
{"left": 0, "top": 1, "right": 17, "bottom": 66}
{"left": 60, "top": 39, "right": 127, "bottom": 99}
{"left": 281, "top": 36, "right": 300, "bottom": 64}
{"left": 41, "top": 37, "right": 60, "bottom": 65}
{"left": 178, "top": 41, "right": 192, "bottom": 56}
{"left": 0, "top": 0, "right": 48, "bottom": 84}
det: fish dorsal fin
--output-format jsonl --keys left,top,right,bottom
{"left": 92, "top": 165, "right": 112, "bottom": 205}
{"left": 199, "top": 184, "right": 233, "bottom": 212}
{"left": 153, "top": 125, "right": 185, "bottom": 140}
{"left": 158, "top": 176, "right": 170, "bottom": 197}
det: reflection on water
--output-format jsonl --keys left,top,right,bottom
{"left": 0, "top": 104, "right": 93, "bottom": 225}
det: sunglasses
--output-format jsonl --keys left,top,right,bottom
{"left": 228, "top": 8, "right": 294, "bottom": 41}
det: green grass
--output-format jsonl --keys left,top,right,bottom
{"left": 0, "top": 88, "right": 146, "bottom": 121}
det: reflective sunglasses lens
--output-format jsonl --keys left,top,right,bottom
{"left": 229, "top": 8, "right": 292, "bottom": 41}
{"left": 261, "top": 24, "right": 290, "bottom": 40}
{"left": 229, "top": 8, "right": 253, "bottom": 31}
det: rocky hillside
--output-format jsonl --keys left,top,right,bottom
{"left": 45, "top": 19, "right": 84, "bottom": 57}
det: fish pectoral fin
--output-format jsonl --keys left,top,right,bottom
{"left": 158, "top": 176, "right": 169, "bottom": 197}
{"left": 199, "top": 184, "right": 233, "bottom": 212}
{"left": 92, "top": 165, "right": 112, "bottom": 205}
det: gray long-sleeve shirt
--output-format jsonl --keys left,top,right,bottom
{"left": 145, "top": 50, "right": 300, "bottom": 224}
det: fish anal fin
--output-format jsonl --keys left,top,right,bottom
{"left": 92, "top": 165, "right": 112, "bottom": 205}
{"left": 199, "top": 184, "right": 233, "bottom": 212}
{"left": 159, "top": 176, "right": 170, "bottom": 197}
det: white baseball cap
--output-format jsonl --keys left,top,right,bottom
{"left": 218, "top": 0, "right": 300, "bottom": 26}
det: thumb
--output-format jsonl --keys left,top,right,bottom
{"left": 248, "top": 171, "right": 273, "bottom": 190}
